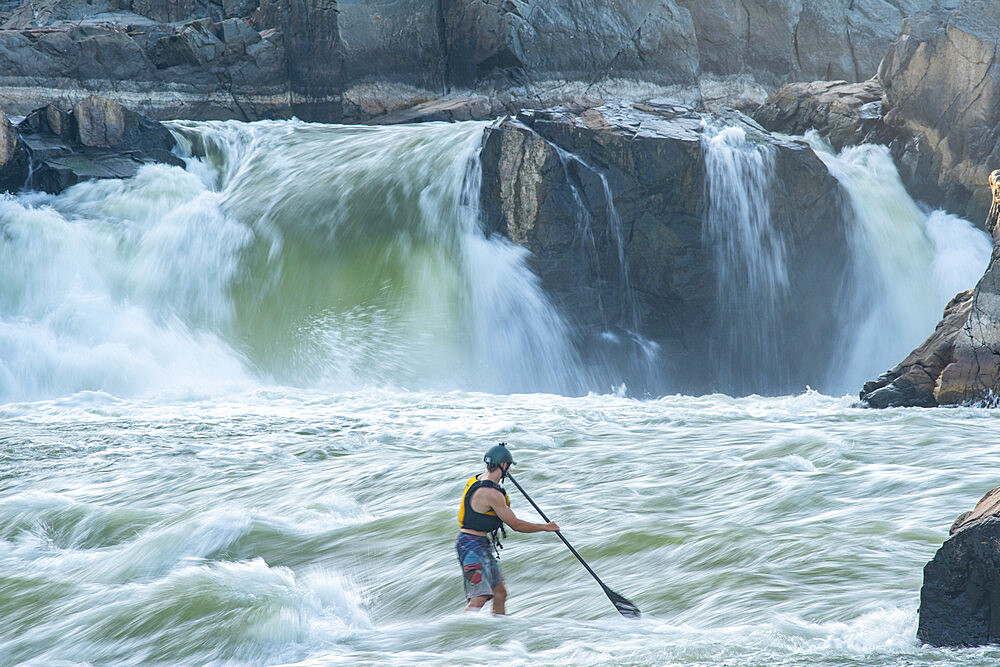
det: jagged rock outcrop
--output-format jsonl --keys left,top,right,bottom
{"left": 2, "top": 95, "right": 182, "bottom": 195}
{"left": 878, "top": 0, "right": 1000, "bottom": 222}
{"left": 752, "top": 78, "right": 890, "bottom": 151}
{"left": 0, "top": 112, "right": 30, "bottom": 192}
{"left": 0, "top": 0, "right": 946, "bottom": 123}
{"left": 479, "top": 102, "right": 851, "bottom": 394}
{"left": 861, "top": 170, "right": 1000, "bottom": 407}
{"left": 918, "top": 486, "right": 1000, "bottom": 646}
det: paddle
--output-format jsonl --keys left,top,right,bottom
{"left": 506, "top": 472, "right": 641, "bottom": 618}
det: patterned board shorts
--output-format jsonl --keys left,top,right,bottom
{"left": 455, "top": 532, "right": 504, "bottom": 599}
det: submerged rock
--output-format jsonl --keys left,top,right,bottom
{"left": 860, "top": 170, "right": 1000, "bottom": 407}
{"left": 918, "top": 486, "right": 1000, "bottom": 646}
{"left": 753, "top": 78, "right": 889, "bottom": 151}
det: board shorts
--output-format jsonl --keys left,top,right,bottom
{"left": 455, "top": 532, "right": 504, "bottom": 599}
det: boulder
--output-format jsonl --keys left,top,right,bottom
{"left": 479, "top": 101, "right": 851, "bottom": 394}
{"left": 752, "top": 78, "right": 889, "bottom": 151}
{"left": 879, "top": 0, "right": 1000, "bottom": 222}
{"left": 918, "top": 486, "right": 1000, "bottom": 646}
{"left": 152, "top": 19, "right": 226, "bottom": 68}
{"left": 16, "top": 96, "right": 183, "bottom": 194}
{"left": 72, "top": 95, "right": 176, "bottom": 153}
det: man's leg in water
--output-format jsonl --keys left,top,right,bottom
{"left": 465, "top": 594, "right": 490, "bottom": 612}
{"left": 464, "top": 582, "right": 506, "bottom": 614}
{"left": 491, "top": 582, "right": 507, "bottom": 615}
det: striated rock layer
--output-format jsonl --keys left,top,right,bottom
{"left": 479, "top": 102, "right": 851, "bottom": 394}
{"left": 918, "top": 486, "right": 1000, "bottom": 646}
{"left": 0, "top": 0, "right": 947, "bottom": 123}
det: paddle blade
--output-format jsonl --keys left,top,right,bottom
{"left": 606, "top": 587, "right": 641, "bottom": 618}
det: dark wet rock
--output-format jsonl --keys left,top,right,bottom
{"left": 752, "top": 79, "right": 889, "bottom": 151}
{"left": 257, "top": 0, "right": 341, "bottom": 121}
{"left": 878, "top": 0, "right": 1000, "bottom": 222}
{"left": 11, "top": 95, "right": 182, "bottom": 194}
{"left": 0, "top": 112, "right": 29, "bottom": 193}
{"left": 918, "top": 486, "right": 1000, "bottom": 646}
{"left": 479, "top": 102, "right": 851, "bottom": 393}
{"left": 861, "top": 170, "right": 1000, "bottom": 407}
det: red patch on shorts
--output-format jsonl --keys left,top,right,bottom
{"left": 464, "top": 563, "right": 482, "bottom": 584}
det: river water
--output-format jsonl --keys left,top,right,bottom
{"left": 2, "top": 119, "right": 998, "bottom": 665}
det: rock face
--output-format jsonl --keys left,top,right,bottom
{"left": 0, "top": 13, "right": 288, "bottom": 121}
{"left": 0, "top": 112, "right": 30, "bottom": 192}
{"left": 479, "top": 102, "right": 851, "bottom": 394}
{"left": 918, "top": 486, "right": 1000, "bottom": 646}
{"left": 753, "top": 78, "right": 889, "bottom": 151}
{"left": 5, "top": 95, "right": 182, "bottom": 195}
{"left": 0, "top": 0, "right": 945, "bottom": 122}
{"left": 677, "top": 0, "right": 947, "bottom": 89}
{"left": 878, "top": 0, "right": 1000, "bottom": 222}
{"left": 860, "top": 170, "right": 1000, "bottom": 407}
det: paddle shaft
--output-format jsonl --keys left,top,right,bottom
{"left": 505, "top": 472, "right": 615, "bottom": 597}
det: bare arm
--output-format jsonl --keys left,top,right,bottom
{"left": 481, "top": 488, "right": 559, "bottom": 533}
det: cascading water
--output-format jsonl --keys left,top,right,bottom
{"left": 806, "top": 132, "right": 992, "bottom": 393}
{"left": 702, "top": 124, "right": 789, "bottom": 395}
{"left": 0, "top": 120, "right": 587, "bottom": 401}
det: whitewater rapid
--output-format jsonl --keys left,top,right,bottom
{"left": 4, "top": 390, "right": 1000, "bottom": 666}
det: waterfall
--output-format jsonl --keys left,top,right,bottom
{"left": 806, "top": 132, "right": 993, "bottom": 393}
{"left": 702, "top": 124, "right": 789, "bottom": 395}
{"left": 0, "top": 120, "right": 585, "bottom": 401}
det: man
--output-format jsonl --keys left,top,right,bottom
{"left": 456, "top": 442, "right": 559, "bottom": 614}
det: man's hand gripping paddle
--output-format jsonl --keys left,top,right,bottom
{"left": 506, "top": 472, "right": 640, "bottom": 618}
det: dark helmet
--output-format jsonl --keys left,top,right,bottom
{"left": 484, "top": 442, "right": 515, "bottom": 467}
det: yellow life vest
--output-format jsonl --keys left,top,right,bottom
{"left": 458, "top": 475, "right": 510, "bottom": 531}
